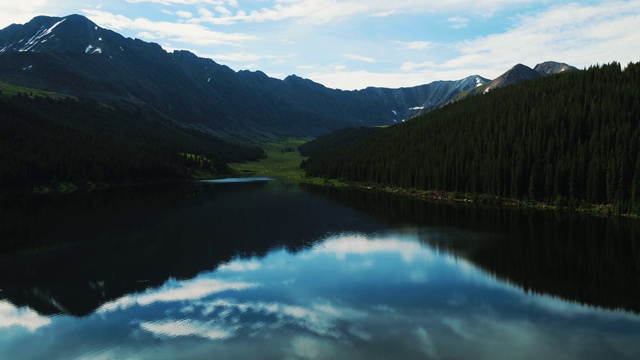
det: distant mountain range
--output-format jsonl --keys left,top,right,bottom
{"left": 451, "top": 62, "right": 578, "bottom": 102}
{"left": 0, "top": 14, "right": 576, "bottom": 137}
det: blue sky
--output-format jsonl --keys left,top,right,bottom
{"left": 1, "top": 0, "right": 639, "bottom": 89}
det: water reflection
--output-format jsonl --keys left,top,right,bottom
{"left": 312, "top": 186, "right": 640, "bottom": 313}
{"left": 2, "top": 231, "right": 639, "bottom": 359}
{"left": 1, "top": 180, "right": 640, "bottom": 359}
{"left": 0, "top": 180, "right": 384, "bottom": 317}
{"left": 0, "top": 300, "right": 51, "bottom": 332}
{"left": 199, "top": 177, "right": 274, "bottom": 184}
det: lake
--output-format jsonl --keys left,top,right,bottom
{"left": 1, "top": 178, "right": 639, "bottom": 359}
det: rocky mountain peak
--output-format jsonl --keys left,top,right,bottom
{"left": 534, "top": 61, "right": 579, "bottom": 75}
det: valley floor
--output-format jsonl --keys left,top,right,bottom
{"left": 228, "top": 138, "right": 345, "bottom": 187}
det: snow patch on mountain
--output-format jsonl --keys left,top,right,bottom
{"left": 19, "top": 18, "right": 66, "bottom": 52}
{"left": 84, "top": 45, "right": 102, "bottom": 54}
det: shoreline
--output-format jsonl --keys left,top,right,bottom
{"left": 226, "top": 139, "right": 638, "bottom": 220}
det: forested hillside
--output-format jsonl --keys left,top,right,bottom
{"left": 298, "top": 126, "right": 383, "bottom": 158}
{"left": 0, "top": 94, "right": 265, "bottom": 189}
{"left": 304, "top": 62, "right": 640, "bottom": 213}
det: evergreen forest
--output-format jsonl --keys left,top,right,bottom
{"left": 298, "top": 126, "right": 382, "bottom": 159}
{"left": 304, "top": 62, "right": 640, "bottom": 214}
{"left": 0, "top": 94, "right": 265, "bottom": 189}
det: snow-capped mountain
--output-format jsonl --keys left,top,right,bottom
{"left": 0, "top": 14, "right": 570, "bottom": 137}
{"left": 1, "top": 14, "right": 109, "bottom": 54}
{"left": 451, "top": 61, "right": 578, "bottom": 102}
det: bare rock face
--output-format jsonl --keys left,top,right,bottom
{"left": 534, "top": 61, "right": 579, "bottom": 76}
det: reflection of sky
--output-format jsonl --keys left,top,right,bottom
{"left": 0, "top": 301, "right": 51, "bottom": 332}
{"left": 2, "top": 230, "right": 640, "bottom": 360}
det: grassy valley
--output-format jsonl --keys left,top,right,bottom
{"left": 229, "top": 138, "right": 346, "bottom": 187}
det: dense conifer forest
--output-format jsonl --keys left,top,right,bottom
{"left": 304, "top": 62, "right": 640, "bottom": 214}
{"left": 0, "top": 94, "right": 265, "bottom": 189}
{"left": 298, "top": 126, "right": 382, "bottom": 158}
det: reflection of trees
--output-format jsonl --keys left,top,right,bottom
{"left": 4, "top": 181, "right": 638, "bottom": 317}
{"left": 461, "top": 212, "right": 640, "bottom": 314}
{"left": 0, "top": 181, "right": 381, "bottom": 317}
{"left": 311, "top": 186, "right": 640, "bottom": 314}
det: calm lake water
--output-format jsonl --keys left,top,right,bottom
{"left": 1, "top": 179, "right": 639, "bottom": 359}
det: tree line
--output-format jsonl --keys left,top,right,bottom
{"left": 304, "top": 62, "right": 640, "bottom": 214}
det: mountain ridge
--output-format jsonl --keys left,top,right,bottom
{"left": 451, "top": 61, "right": 578, "bottom": 102}
{"left": 0, "top": 14, "right": 574, "bottom": 137}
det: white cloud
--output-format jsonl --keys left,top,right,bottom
{"left": 82, "top": 9, "right": 258, "bottom": 46}
{"left": 307, "top": 1, "right": 640, "bottom": 89}
{"left": 3, "top": 1, "right": 639, "bottom": 91}
{"left": 192, "top": 50, "right": 292, "bottom": 66}
{"left": 303, "top": 69, "right": 440, "bottom": 90}
{"left": 176, "top": 10, "right": 193, "bottom": 18}
{"left": 185, "top": 0, "right": 539, "bottom": 25}
{"left": 197, "top": 298, "right": 368, "bottom": 339}
{"left": 314, "top": 234, "right": 436, "bottom": 262}
{"left": 371, "top": 9, "right": 398, "bottom": 17}
{"left": 395, "top": 41, "right": 433, "bottom": 51}
{"left": 400, "top": 60, "right": 438, "bottom": 72}
{"left": 440, "top": 0, "right": 640, "bottom": 77}
{"left": 140, "top": 319, "right": 237, "bottom": 340}
{"left": 343, "top": 54, "right": 376, "bottom": 63}
{"left": 448, "top": 16, "right": 469, "bottom": 29}
{"left": 208, "top": 52, "right": 265, "bottom": 62}
{"left": 126, "top": 0, "right": 233, "bottom": 5}
{"left": 0, "top": 301, "right": 51, "bottom": 332}
{"left": 216, "top": 6, "right": 232, "bottom": 16}
{"left": 0, "top": 0, "right": 65, "bottom": 28}
{"left": 218, "top": 258, "right": 262, "bottom": 271}
{"left": 97, "top": 278, "right": 257, "bottom": 313}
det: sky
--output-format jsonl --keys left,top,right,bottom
{"left": 0, "top": 0, "right": 639, "bottom": 90}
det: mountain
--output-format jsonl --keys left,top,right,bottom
{"left": 534, "top": 61, "right": 578, "bottom": 76}
{"left": 482, "top": 63, "right": 542, "bottom": 93}
{"left": 0, "top": 14, "right": 489, "bottom": 137}
{"left": 303, "top": 61, "right": 640, "bottom": 213}
{"left": 453, "top": 61, "right": 578, "bottom": 102}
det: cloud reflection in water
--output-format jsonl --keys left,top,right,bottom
{"left": 2, "top": 230, "right": 640, "bottom": 360}
{"left": 0, "top": 301, "right": 51, "bottom": 332}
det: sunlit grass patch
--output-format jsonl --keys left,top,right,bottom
{"left": 0, "top": 80, "right": 76, "bottom": 100}
{"left": 229, "top": 138, "right": 346, "bottom": 187}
